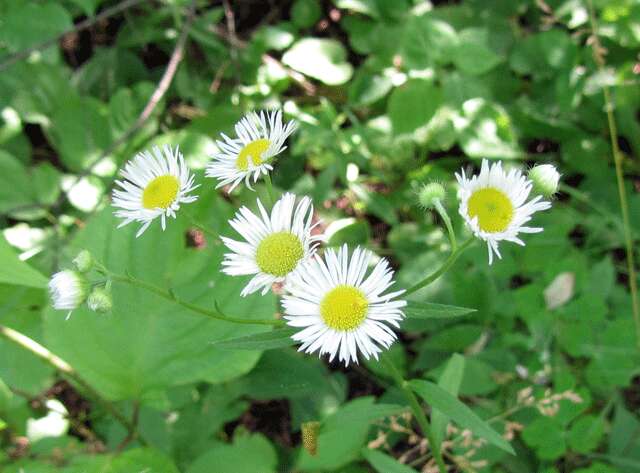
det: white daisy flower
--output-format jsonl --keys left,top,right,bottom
{"left": 221, "top": 193, "right": 322, "bottom": 296}
{"left": 112, "top": 145, "right": 199, "bottom": 237}
{"left": 206, "top": 110, "right": 297, "bottom": 192}
{"left": 283, "top": 245, "right": 406, "bottom": 366}
{"left": 49, "top": 270, "right": 89, "bottom": 318}
{"left": 456, "top": 159, "right": 551, "bottom": 264}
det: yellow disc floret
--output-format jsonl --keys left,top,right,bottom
{"left": 236, "top": 139, "right": 271, "bottom": 171}
{"left": 320, "top": 285, "right": 369, "bottom": 331}
{"left": 255, "top": 231, "right": 304, "bottom": 277}
{"left": 467, "top": 187, "right": 514, "bottom": 233}
{"left": 142, "top": 175, "right": 180, "bottom": 209}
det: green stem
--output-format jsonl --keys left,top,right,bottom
{"left": 404, "top": 237, "right": 475, "bottom": 297}
{"left": 588, "top": 0, "right": 640, "bottom": 350}
{"left": 264, "top": 173, "right": 276, "bottom": 206}
{"left": 0, "top": 325, "right": 147, "bottom": 446}
{"left": 183, "top": 210, "right": 219, "bottom": 240}
{"left": 381, "top": 353, "right": 446, "bottom": 473}
{"left": 434, "top": 200, "right": 457, "bottom": 251}
{"left": 108, "top": 272, "right": 284, "bottom": 327}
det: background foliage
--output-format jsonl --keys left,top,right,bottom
{"left": 1, "top": 0, "right": 640, "bottom": 472}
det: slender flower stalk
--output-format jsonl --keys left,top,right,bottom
{"left": 587, "top": 0, "right": 640, "bottom": 349}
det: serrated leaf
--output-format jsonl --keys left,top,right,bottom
{"left": 405, "top": 300, "right": 476, "bottom": 319}
{"left": 213, "top": 327, "right": 297, "bottom": 351}
{"left": 409, "top": 379, "right": 514, "bottom": 454}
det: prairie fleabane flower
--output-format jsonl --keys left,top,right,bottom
{"left": 206, "top": 110, "right": 297, "bottom": 192}
{"left": 221, "top": 193, "right": 321, "bottom": 296}
{"left": 283, "top": 245, "right": 406, "bottom": 366}
{"left": 456, "top": 159, "right": 551, "bottom": 264}
{"left": 112, "top": 145, "right": 199, "bottom": 237}
{"left": 49, "top": 270, "right": 89, "bottom": 318}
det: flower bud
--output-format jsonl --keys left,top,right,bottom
{"left": 49, "top": 270, "right": 89, "bottom": 311}
{"left": 72, "top": 250, "right": 93, "bottom": 273}
{"left": 418, "top": 182, "right": 446, "bottom": 210}
{"left": 87, "top": 287, "right": 112, "bottom": 314}
{"left": 529, "top": 164, "right": 560, "bottom": 198}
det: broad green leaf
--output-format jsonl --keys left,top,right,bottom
{"left": 47, "top": 96, "right": 111, "bottom": 172}
{"left": 282, "top": 38, "right": 354, "bottom": 85}
{"left": 291, "top": 0, "right": 322, "bottom": 29}
{"left": 297, "top": 397, "right": 376, "bottom": 471}
{"left": 568, "top": 415, "right": 605, "bottom": 454}
{"left": 187, "top": 432, "right": 277, "bottom": 473}
{"left": 0, "top": 2, "right": 72, "bottom": 59}
{"left": 0, "top": 236, "right": 47, "bottom": 288}
{"left": 213, "top": 327, "right": 297, "bottom": 351}
{"left": 451, "top": 28, "right": 502, "bottom": 76}
{"left": 348, "top": 72, "right": 393, "bottom": 106}
{"left": 405, "top": 300, "right": 476, "bottom": 319}
{"left": 409, "top": 379, "right": 514, "bottom": 454}
{"left": 402, "top": 16, "right": 458, "bottom": 69}
{"left": 43, "top": 206, "right": 276, "bottom": 401}
{"left": 362, "top": 448, "right": 418, "bottom": 473}
{"left": 0, "top": 151, "right": 33, "bottom": 213}
{"left": 454, "top": 98, "right": 520, "bottom": 159}
{"left": 0, "top": 377, "right": 12, "bottom": 412}
{"left": 431, "top": 354, "right": 465, "bottom": 446}
{"left": 323, "top": 403, "right": 406, "bottom": 432}
{"left": 103, "top": 448, "right": 180, "bottom": 473}
{"left": 388, "top": 80, "right": 442, "bottom": 136}
{"left": 522, "top": 416, "right": 566, "bottom": 460}
{"left": 326, "top": 218, "right": 371, "bottom": 247}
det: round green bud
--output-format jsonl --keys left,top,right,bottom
{"left": 87, "top": 287, "right": 112, "bottom": 314}
{"left": 73, "top": 250, "right": 93, "bottom": 273}
{"left": 418, "top": 182, "right": 446, "bottom": 209}
{"left": 529, "top": 164, "right": 560, "bottom": 198}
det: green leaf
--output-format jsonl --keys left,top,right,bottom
{"left": 187, "top": 432, "right": 277, "bottom": 473}
{"left": 522, "top": 416, "right": 566, "bottom": 460}
{"left": 431, "top": 354, "right": 465, "bottom": 446}
{"left": 297, "top": 397, "right": 376, "bottom": 471}
{"left": 291, "top": 0, "right": 322, "bottom": 29}
{"left": 568, "top": 415, "right": 605, "bottom": 454}
{"left": 402, "top": 16, "right": 458, "bottom": 69}
{"left": 213, "top": 327, "right": 297, "bottom": 351}
{"left": 362, "top": 448, "right": 418, "bottom": 473}
{"left": 47, "top": 96, "right": 111, "bottom": 172}
{"left": 0, "top": 236, "right": 47, "bottom": 289}
{"left": 43, "top": 206, "right": 276, "bottom": 401}
{"left": 323, "top": 403, "right": 406, "bottom": 432}
{"left": 326, "top": 218, "right": 371, "bottom": 246}
{"left": 0, "top": 151, "right": 34, "bottom": 213}
{"left": 388, "top": 80, "right": 442, "bottom": 136}
{"left": 409, "top": 379, "right": 514, "bottom": 454}
{"left": 104, "top": 448, "right": 180, "bottom": 473}
{"left": 282, "top": 38, "right": 353, "bottom": 85}
{"left": 405, "top": 300, "right": 476, "bottom": 319}
{"left": 454, "top": 98, "right": 520, "bottom": 159}
{"left": 451, "top": 28, "right": 503, "bottom": 76}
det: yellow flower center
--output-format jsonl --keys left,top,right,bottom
{"left": 142, "top": 175, "right": 180, "bottom": 209}
{"left": 236, "top": 138, "right": 271, "bottom": 171}
{"left": 320, "top": 285, "right": 369, "bottom": 331}
{"left": 255, "top": 231, "right": 304, "bottom": 277}
{"left": 467, "top": 187, "right": 514, "bottom": 233}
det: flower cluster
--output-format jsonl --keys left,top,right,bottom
{"left": 49, "top": 109, "right": 557, "bottom": 366}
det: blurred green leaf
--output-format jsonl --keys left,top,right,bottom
{"left": 388, "top": 80, "right": 442, "bottom": 136}
{"left": 282, "top": 38, "right": 354, "bottom": 85}
{"left": 213, "top": 327, "right": 297, "bottom": 351}
{"left": 362, "top": 448, "right": 418, "bottom": 473}
{"left": 405, "top": 301, "right": 476, "bottom": 319}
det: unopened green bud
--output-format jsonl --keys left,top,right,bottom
{"left": 529, "top": 164, "right": 560, "bottom": 198}
{"left": 87, "top": 287, "right": 112, "bottom": 314}
{"left": 418, "top": 182, "right": 446, "bottom": 210}
{"left": 73, "top": 250, "right": 93, "bottom": 273}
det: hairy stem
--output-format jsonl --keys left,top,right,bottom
{"left": 404, "top": 238, "right": 475, "bottom": 297}
{"left": 587, "top": 0, "right": 640, "bottom": 349}
{"left": 434, "top": 200, "right": 457, "bottom": 251}
{"left": 381, "top": 353, "right": 446, "bottom": 473}
{"left": 108, "top": 272, "right": 284, "bottom": 327}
